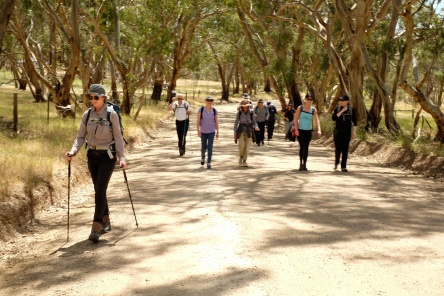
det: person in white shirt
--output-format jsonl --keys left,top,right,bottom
{"left": 168, "top": 93, "right": 192, "bottom": 156}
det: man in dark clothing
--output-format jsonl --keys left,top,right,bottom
{"left": 266, "top": 101, "right": 277, "bottom": 140}
{"left": 332, "top": 95, "right": 357, "bottom": 172}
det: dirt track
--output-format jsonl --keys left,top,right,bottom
{"left": 1, "top": 102, "right": 444, "bottom": 296}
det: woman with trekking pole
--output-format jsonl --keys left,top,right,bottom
{"left": 66, "top": 84, "right": 127, "bottom": 243}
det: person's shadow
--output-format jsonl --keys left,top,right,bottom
{"left": 49, "top": 229, "right": 137, "bottom": 257}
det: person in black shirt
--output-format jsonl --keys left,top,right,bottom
{"left": 284, "top": 103, "right": 295, "bottom": 140}
{"left": 332, "top": 95, "right": 357, "bottom": 172}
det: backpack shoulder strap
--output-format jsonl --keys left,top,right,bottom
{"left": 86, "top": 108, "right": 92, "bottom": 124}
{"left": 200, "top": 106, "right": 204, "bottom": 119}
{"left": 106, "top": 103, "right": 115, "bottom": 125}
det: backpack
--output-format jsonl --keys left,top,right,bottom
{"left": 86, "top": 102, "right": 127, "bottom": 144}
{"left": 286, "top": 123, "right": 296, "bottom": 142}
{"left": 199, "top": 106, "right": 217, "bottom": 120}
{"left": 236, "top": 111, "right": 256, "bottom": 142}
{"left": 173, "top": 101, "right": 189, "bottom": 112}
{"left": 237, "top": 110, "right": 254, "bottom": 122}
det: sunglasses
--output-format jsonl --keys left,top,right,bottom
{"left": 206, "top": 99, "right": 213, "bottom": 102}
{"left": 89, "top": 95, "right": 101, "bottom": 101}
{"left": 177, "top": 98, "right": 183, "bottom": 100}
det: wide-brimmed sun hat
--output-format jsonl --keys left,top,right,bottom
{"left": 87, "top": 84, "right": 108, "bottom": 98}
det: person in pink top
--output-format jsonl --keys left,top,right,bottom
{"left": 196, "top": 96, "right": 219, "bottom": 169}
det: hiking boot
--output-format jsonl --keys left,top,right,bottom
{"left": 179, "top": 149, "right": 185, "bottom": 156}
{"left": 299, "top": 165, "right": 304, "bottom": 171}
{"left": 341, "top": 168, "right": 348, "bottom": 172}
{"left": 88, "top": 222, "right": 102, "bottom": 243}
{"left": 207, "top": 163, "right": 211, "bottom": 169}
{"left": 243, "top": 160, "right": 248, "bottom": 167}
{"left": 101, "top": 215, "right": 111, "bottom": 234}
{"left": 201, "top": 158, "right": 205, "bottom": 165}
{"left": 303, "top": 165, "right": 308, "bottom": 171}
{"left": 238, "top": 158, "right": 243, "bottom": 166}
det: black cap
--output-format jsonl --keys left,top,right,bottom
{"left": 339, "top": 95, "right": 349, "bottom": 101}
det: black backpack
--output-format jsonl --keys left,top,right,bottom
{"left": 86, "top": 102, "right": 127, "bottom": 143}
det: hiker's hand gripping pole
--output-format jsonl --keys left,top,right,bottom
{"left": 122, "top": 167, "right": 139, "bottom": 228}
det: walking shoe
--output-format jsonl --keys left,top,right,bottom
{"left": 101, "top": 215, "right": 112, "bottom": 234}
{"left": 303, "top": 164, "right": 308, "bottom": 171}
{"left": 243, "top": 160, "right": 248, "bottom": 167}
{"left": 334, "top": 164, "right": 338, "bottom": 170}
{"left": 239, "top": 158, "right": 243, "bottom": 166}
{"left": 201, "top": 158, "right": 205, "bottom": 165}
{"left": 299, "top": 165, "right": 304, "bottom": 171}
{"left": 207, "top": 163, "right": 211, "bottom": 169}
{"left": 179, "top": 149, "right": 185, "bottom": 156}
{"left": 261, "top": 141, "right": 264, "bottom": 145}
{"left": 89, "top": 222, "right": 102, "bottom": 243}
{"left": 341, "top": 168, "right": 348, "bottom": 172}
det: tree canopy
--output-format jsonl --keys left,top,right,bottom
{"left": 0, "top": 0, "right": 443, "bottom": 141}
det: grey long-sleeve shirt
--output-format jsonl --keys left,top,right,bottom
{"left": 70, "top": 104, "right": 126, "bottom": 162}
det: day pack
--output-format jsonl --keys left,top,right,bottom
{"left": 286, "top": 123, "right": 296, "bottom": 142}
{"left": 199, "top": 106, "right": 217, "bottom": 120}
{"left": 86, "top": 102, "right": 127, "bottom": 143}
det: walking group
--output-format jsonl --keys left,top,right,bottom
{"left": 168, "top": 91, "right": 357, "bottom": 171}
{"left": 65, "top": 84, "right": 357, "bottom": 243}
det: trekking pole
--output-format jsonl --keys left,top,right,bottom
{"left": 122, "top": 169, "right": 139, "bottom": 227}
{"left": 67, "top": 160, "right": 71, "bottom": 242}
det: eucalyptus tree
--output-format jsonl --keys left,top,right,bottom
{"left": 398, "top": 0, "right": 444, "bottom": 141}
{"left": 237, "top": 2, "right": 292, "bottom": 108}
{"left": 7, "top": 0, "right": 81, "bottom": 105}
{"left": 0, "top": 0, "right": 15, "bottom": 54}
{"left": 162, "top": 0, "right": 231, "bottom": 103}
{"left": 201, "top": 12, "right": 246, "bottom": 101}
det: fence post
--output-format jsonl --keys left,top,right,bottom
{"left": 13, "top": 93, "right": 18, "bottom": 133}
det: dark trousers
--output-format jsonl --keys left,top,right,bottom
{"left": 297, "top": 129, "right": 313, "bottom": 165}
{"left": 176, "top": 119, "right": 189, "bottom": 151}
{"left": 266, "top": 119, "right": 275, "bottom": 139}
{"left": 87, "top": 150, "right": 116, "bottom": 225}
{"left": 255, "top": 121, "right": 266, "bottom": 144}
{"left": 334, "top": 131, "right": 351, "bottom": 168}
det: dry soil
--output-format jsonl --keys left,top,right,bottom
{"left": 1, "top": 102, "right": 444, "bottom": 296}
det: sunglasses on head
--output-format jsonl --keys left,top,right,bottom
{"left": 89, "top": 95, "right": 101, "bottom": 101}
